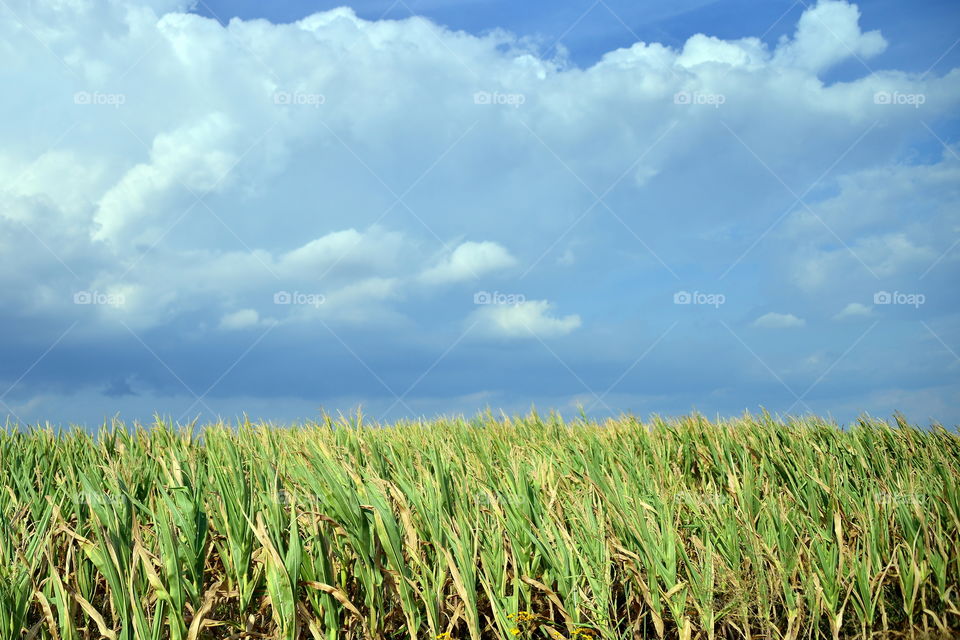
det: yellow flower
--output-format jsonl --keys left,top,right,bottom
{"left": 436, "top": 633, "right": 451, "bottom": 639}
{"left": 510, "top": 630, "right": 521, "bottom": 636}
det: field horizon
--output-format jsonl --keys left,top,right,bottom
{"left": 3, "top": 407, "right": 955, "bottom": 434}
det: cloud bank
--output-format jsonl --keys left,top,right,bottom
{"left": 0, "top": 0, "right": 957, "bottom": 425}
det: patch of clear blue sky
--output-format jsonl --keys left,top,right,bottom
{"left": 191, "top": 0, "right": 960, "bottom": 77}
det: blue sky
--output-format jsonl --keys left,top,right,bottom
{"left": 1, "top": 0, "right": 958, "bottom": 427}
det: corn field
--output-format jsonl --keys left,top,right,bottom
{"left": 2, "top": 412, "right": 959, "bottom": 640}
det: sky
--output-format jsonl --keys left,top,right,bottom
{"left": 0, "top": 0, "right": 958, "bottom": 428}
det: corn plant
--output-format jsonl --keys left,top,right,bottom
{"left": 0, "top": 412, "right": 958, "bottom": 639}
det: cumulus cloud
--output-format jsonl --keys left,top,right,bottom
{"left": 834, "top": 302, "right": 873, "bottom": 320}
{"left": 94, "top": 113, "right": 240, "bottom": 245}
{"left": 472, "top": 300, "right": 581, "bottom": 339}
{"left": 772, "top": 0, "right": 886, "bottom": 73}
{"left": 420, "top": 241, "right": 518, "bottom": 284}
{"left": 780, "top": 145, "right": 959, "bottom": 298}
{"left": 219, "top": 308, "right": 269, "bottom": 330}
{"left": 277, "top": 227, "right": 407, "bottom": 278}
{"left": 753, "top": 312, "right": 806, "bottom": 329}
{"left": 791, "top": 232, "right": 943, "bottom": 293}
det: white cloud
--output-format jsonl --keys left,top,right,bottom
{"left": 1, "top": 1, "right": 954, "bottom": 308}
{"left": 277, "top": 227, "right": 407, "bottom": 277}
{"left": 834, "top": 302, "right": 873, "bottom": 319}
{"left": 420, "top": 241, "right": 518, "bottom": 284}
{"left": 785, "top": 153, "right": 960, "bottom": 241}
{"left": 772, "top": 0, "right": 886, "bottom": 73}
{"left": 93, "top": 113, "right": 239, "bottom": 245}
{"left": 0, "top": 0, "right": 955, "bottom": 333}
{"left": 219, "top": 308, "right": 266, "bottom": 330}
{"left": 792, "top": 232, "right": 941, "bottom": 292}
{"left": 859, "top": 234, "right": 939, "bottom": 276}
{"left": 753, "top": 312, "right": 806, "bottom": 329}
{"left": 312, "top": 277, "right": 406, "bottom": 326}
{"left": 676, "top": 34, "right": 767, "bottom": 69}
{"left": 782, "top": 148, "right": 959, "bottom": 296}
{"left": 472, "top": 299, "right": 581, "bottom": 339}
